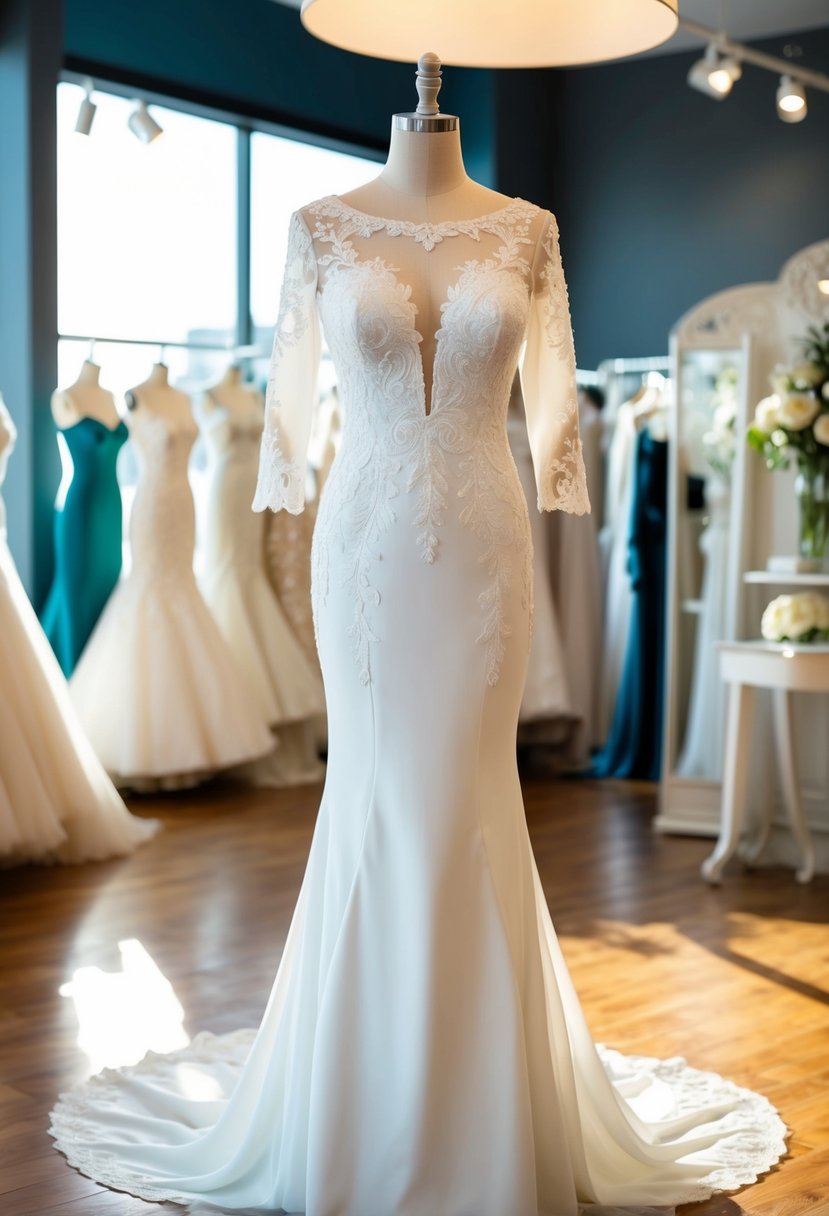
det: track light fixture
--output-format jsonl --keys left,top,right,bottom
{"left": 776, "top": 75, "right": 808, "bottom": 124}
{"left": 679, "top": 18, "right": 828, "bottom": 126}
{"left": 74, "top": 77, "right": 96, "bottom": 136}
{"left": 687, "top": 45, "right": 740, "bottom": 100}
{"left": 128, "top": 100, "right": 163, "bottom": 144}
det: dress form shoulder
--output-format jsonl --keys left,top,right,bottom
{"left": 52, "top": 362, "right": 121, "bottom": 431}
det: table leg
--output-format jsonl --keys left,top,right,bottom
{"left": 702, "top": 681, "right": 756, "bottom": 884}
{"left": 773, "top": 688, "right": 815, "bottom": 884}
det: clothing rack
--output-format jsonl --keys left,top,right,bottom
{"left": 59, "top": 334, "right": 269, "bottom": 360}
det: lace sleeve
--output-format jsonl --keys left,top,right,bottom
{"left": 519, "top": 211, "right": 590, "bottom": 515}
{"left": 252, "top": 210, "right": 321, "bottom": 514}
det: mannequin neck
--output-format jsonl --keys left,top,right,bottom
{"left": 76, "top": 360, "right": 101, "bottom": 386}
{"left": 149, "top": 362, "right": 169, "bottom": 387}
{"left": 378, "top": 124, "right": 468, "bottom": 197}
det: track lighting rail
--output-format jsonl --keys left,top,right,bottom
{"left": 678, "top": 17, "right": 829, "bottom": 95}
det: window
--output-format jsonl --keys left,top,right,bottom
{"left": 250, "top": 130, "right": 374, "bottom": 335}
{"left": 57, "top": 81, "right": 377, "bottom": 395}
{"left": 57, "top": 83, "right": 238, "bottom": 395}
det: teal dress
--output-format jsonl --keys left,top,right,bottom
{"left": 41, "top": 418, "right": 128, "bottom": 676}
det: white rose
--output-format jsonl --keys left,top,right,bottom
{"left": 761, "top": 595, "right": 791, "bottom": 640}
{"left": 814, "top": 413, "right": 829, "bottom": 446}
{"left": 786, "top": 593, "right": 818, "bottom": 638}
{"left": 777, "top": 392, "right": 819, "bottom": 431}
{"left": 753, "top": 394, "right": 781, "bottom": 433}
{"left": 791, "top": 361, "right": 825, "bottom": 389}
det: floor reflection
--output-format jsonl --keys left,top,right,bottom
{"left": 59, "top": 937, "right": 189, "bottom": 1072}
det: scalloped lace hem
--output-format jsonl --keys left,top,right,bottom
{"left": 50, "top": 1029, "right": 787, "bottom": 1214}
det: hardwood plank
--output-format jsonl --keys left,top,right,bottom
{"left": 1, "top": 776, "right": 827, "bottom": 1213}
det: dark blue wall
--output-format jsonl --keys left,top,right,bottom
{"left": 64, "top": 0, "right": 496, "bottom": 182}
{"left": 551, "top": 26, "right": 829, "bottom": 368}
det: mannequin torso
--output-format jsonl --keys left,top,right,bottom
{"left": 203, "top": 365, "right": 264, "bottom": 418}
{"left": 52, "top": 361, "right": 121, "bottom": 430}
{"left": 329, "top": 125, "right": 520, "bottom": 412}
{"left": 125, "top": 363, "right": 194, "bottom": 430}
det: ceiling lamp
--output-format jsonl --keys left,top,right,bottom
{"left": 128, "top": 101, "right": 163, "bottom": 144}
{"left": 74, "top": 78, "right": 97, "bottom": 136}
{"left": 687, "top": 45, "right": 741, "bottom": 100}
{"left": 776, "top": 75, "right": 807, "bottom": 123}
{"left": 300, "top": 0, "right": 679, "bottom": 68}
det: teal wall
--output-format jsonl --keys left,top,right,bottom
{"left": 64, "top": 0, "right": 497, "bottom": 182}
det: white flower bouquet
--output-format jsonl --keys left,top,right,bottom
{"left": 761, "top": 591, "right": 829, "bottom": 643}
{"left": 747, "top": 322, "right": 829, "bottom": 562}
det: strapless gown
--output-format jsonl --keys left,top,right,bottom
{"left": 51, "top": 197, "right": 785, "bottom": 1213}
{"left": 41, "top": 416, "right": 127, "bottom": 676}
{"left": 69, "top": 405, "right": 273, "bottom": 790}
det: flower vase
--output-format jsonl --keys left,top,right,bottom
{"left": 795, "top": 461, "right": 829, "bottom": 566}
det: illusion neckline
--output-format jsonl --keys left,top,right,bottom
{"left": 320, "top": 194, "right": 539, "bottom": 235}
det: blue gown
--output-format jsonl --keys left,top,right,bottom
{"left": 41, "top": 418, "right": 128, "bottom": 676}
{"left": 593, "top": 428, "right": 668, "bottom": 780}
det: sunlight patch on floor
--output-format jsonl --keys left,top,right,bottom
{"left": 59, "top": 938, "right": 190, "bottom": 1072}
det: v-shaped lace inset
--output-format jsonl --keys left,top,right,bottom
{"left": 306, "top": 196, "right": 541, "bottom": 685}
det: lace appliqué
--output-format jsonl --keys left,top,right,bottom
{"left": 310, "top": 194, "right": 536, "bottom": 252}
{"left": 49, "top": 1028, "right": 786, "bottom": 1209}
{"left": 537, "top": 215, "right": 591, "bottom": 516}
{"left": 252, "top": 212, "right": 315, "bottom": 514}
{"left": 252, "top": 414, "right": 305, "bottom": 515}
{"left": 308, "top": 198, "right": 538, "bottom": 685}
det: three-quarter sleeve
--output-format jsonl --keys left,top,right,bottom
{"left": 519, "top": 211, "right": 590, "bottom": 515}
{"left": 252, "top": 210, "right": 321, "bottom": 514}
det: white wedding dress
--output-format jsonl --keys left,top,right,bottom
{"left": 51, "top": 197, "right": 785, "bottom": 1213}
{"left": 197, "top": 394, "right": 326, "bottom": 784}
{"left": 0, "top": 400, "right": 158, "bottom": 864}
{"left": 70, "top": 401, "right": 274, "bottom": 790}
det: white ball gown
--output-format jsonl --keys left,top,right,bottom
{"left": 0, "top": 399, "right": 158, "bottom": 864}
{"left": 51, "top": 199, "right": 786, "bottom": 1213}
{"left": 196, "top": 391, "right": 326, "bottom": 783}
{"left": 69, "top": 396, "right": 273, "bottom": 790}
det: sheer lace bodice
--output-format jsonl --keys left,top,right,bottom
{"left": 254, "top": 195, "right": 590, "bottom": 685}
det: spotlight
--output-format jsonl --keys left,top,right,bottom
{"left": 74, "top": 78, "right": 96, "bottom": 136}
{"left": 776, "top": 75, "right": 807, "bottom": 123}
{"left": 128, "top": 100, "right": 163, "bottom": 144}
{"left": 687, "top": 44, "right": 740, "bottom": 99}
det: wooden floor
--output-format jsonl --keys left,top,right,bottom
{"left": 1, "top": 774, "right": 828, "bottom": 1215}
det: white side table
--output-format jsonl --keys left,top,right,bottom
{"left": 702, "top": 640, "right": 829, "bottom": 884}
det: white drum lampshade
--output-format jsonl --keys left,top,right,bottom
{"left": 300, "top": 0, "right": 679, "bottom": 67}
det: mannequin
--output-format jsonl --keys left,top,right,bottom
{"left": 202, "top": 362, "right": 252, "bottom": 415}
{"left": 69, "top": 359, "right": 273, "bottom": 788}
{"left": 338, "top": 53, "right": 513, "bottom": 409}
{"left": 51, "top": 359, "right": 121, "bottom": 431}
{"left": 197, "top": 363, "right": 326, "bottom": 784}
{"left": 125, "top": 361, "right": 191, "bottom": 420}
